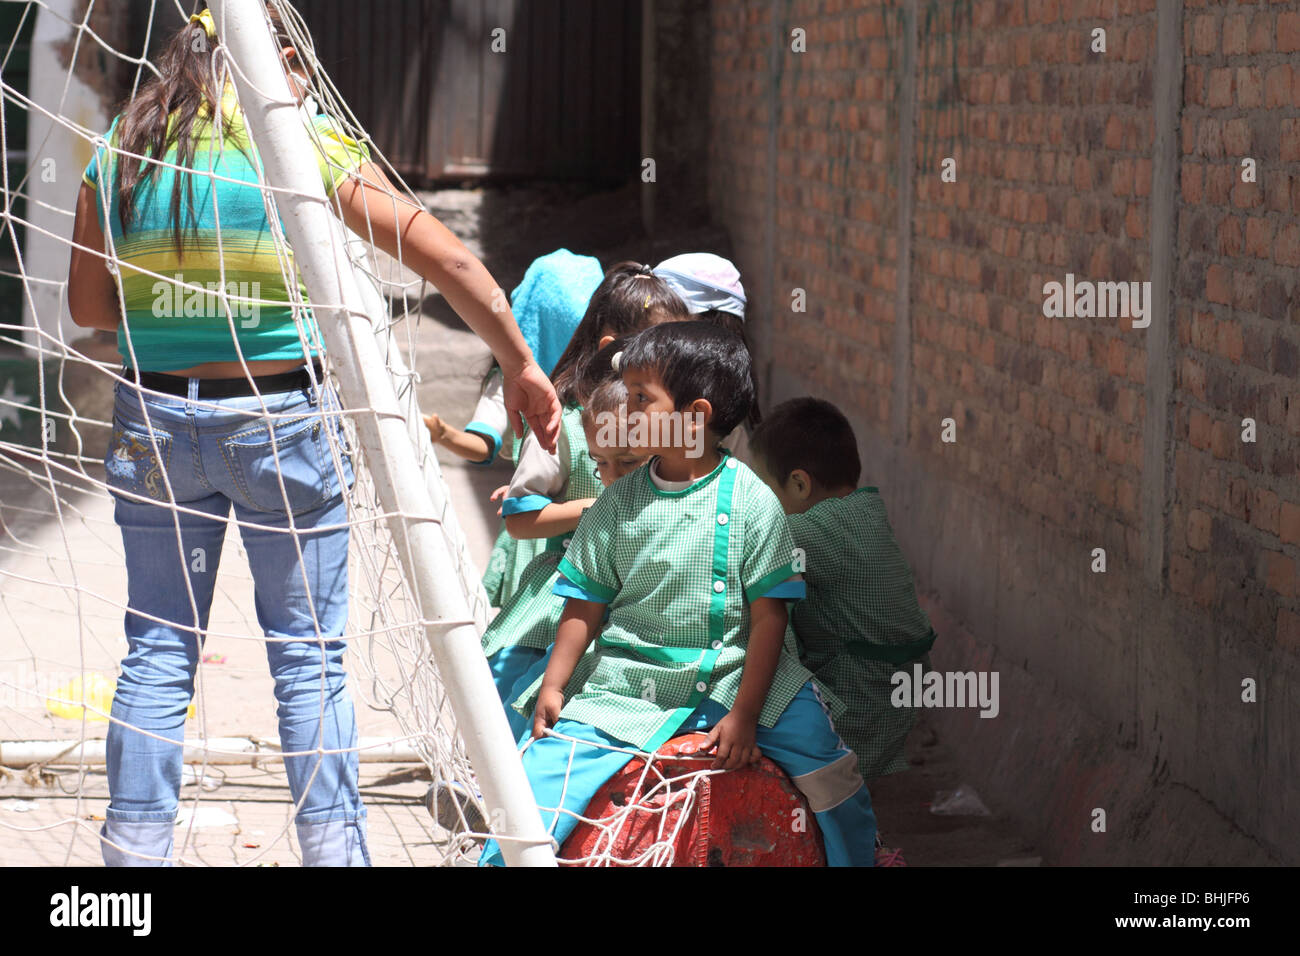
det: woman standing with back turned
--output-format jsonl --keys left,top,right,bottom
{"left": 67, "top": 5, "right": 559, "bottom": 866}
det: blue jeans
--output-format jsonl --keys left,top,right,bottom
{"left": 99, "top": 372, "right": 368, "bottom": 866}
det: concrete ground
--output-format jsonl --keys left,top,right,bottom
{"left": 0, "top": 182, "right": 1038, "bottom": 866}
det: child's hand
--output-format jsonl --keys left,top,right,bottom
{"left": 423, "top": 412, "right": 447, "bottom": 442}
{"left": 700, "top": 712, "right": 761, "bottom": 771}
{"left": 532, "top": 687, "right": 564, "bottom": 739}
{"left": 489, "top": 484, "right": 509, "bottom": 516}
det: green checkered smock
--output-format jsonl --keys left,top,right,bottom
{"left": 481, "top": 548, "right": 565, "bottom": 657}
{"left": 483, "top": 405, "right": 603, "bottom": 608}
{"left": 546, "top": 454, "right": 813, "bottom": 752}
{"left": 789, "top": 487, "right": 936, "bottom": 779}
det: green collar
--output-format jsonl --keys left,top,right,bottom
{"left": 644, "top": 451, "right": 732, "bottom": 497}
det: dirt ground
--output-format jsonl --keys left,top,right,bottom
{"left": 0, "top": 181, "right": 1037, "bottom": 866}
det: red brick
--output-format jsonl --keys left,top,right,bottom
{"left": 1279, "top": 608, "right": 1300, "bottom": 651}
{"left": 1206, "top": 263, "right": 1233, "bottom": 304}
{"left": 1223, "top": 14, "right": 1249, "bottom": 55}
{"left": 1282, "top": 501, "right": 1300, "bottom": 546}
{"left": 1281, "top": 12, "right": 1300, "bottom": 53}
{"left": 1248, "top": 13, "right": 1275, "bottom": 54}
{"left": 1282, "top": 120, "right": 1300, "bottom": 161}
{"left": 1192, "top": 14, "right": 1218, "bottom": 54}
{"left": 1276, "top": 223, "right": 1300, "bottom": 267}
{"left": 1264, "top": 551, "right": 1296, "bottom": 598}
{"left": 1218, "top": 217, "right": 1243, "bottom": 256}
{"left": 1182, "top": 162, "right": 1203, "bottom": 204}
{"left": 1223, "top": 118, "right": 1251, "bottom": 155}
{"left": 1208, "top": 68, "right": 1234, "bottom": 107}
{"left": 1217, "top": 320, "right": 1244, "bottom": 363}
{"left": 1266, "top": 65, "right": 1293, "bottom": 107}
{"left": 1243, "top": 217, "right": 1273, "bottom": 258}
{"left": 1236, "top": 66, "right": 1262, "bottom": 108}
{"left": 1189, "top": 409, "right": 1213, "bottom": 450}
{"left": 1187, "top": 509, "right": 1213, "bottom": 551}
{"left": 1254, "top": 488, "right": 1281, "bottom": 536}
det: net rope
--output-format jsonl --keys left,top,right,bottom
{"left": 0, "top": 0, "right": 714, "bottom": 867}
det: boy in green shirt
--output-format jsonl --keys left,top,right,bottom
{"left": 479, "top": 322, "right": 878, "bottom": 866}
{"left": 751, "top": 398, "right": 937, "bottom": 780}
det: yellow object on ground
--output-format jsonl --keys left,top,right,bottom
{"left": 46, "top": 673, "right": 196, "bottom": 722}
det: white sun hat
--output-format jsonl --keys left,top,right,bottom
{"left": 653, "top": 253, "right": 747, "bottom": 319}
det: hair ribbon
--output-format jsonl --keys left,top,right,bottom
{"left": 190, "top": 8, "right": 217, "bottom": 39}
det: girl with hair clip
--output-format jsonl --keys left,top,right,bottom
{"left": 67, "top": 4, "right": 559, "bottom": 867}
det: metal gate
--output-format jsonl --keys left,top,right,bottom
{"left": 293, "top": 0, "right": 642, "bottom": 185}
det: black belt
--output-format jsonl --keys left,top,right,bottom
{"left": 124, "top": 359, "right": 325, "bottom": 399}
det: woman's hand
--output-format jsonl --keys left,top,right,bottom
{"left": 532, "top": 687, "right": 564, "bottom": 739}
{"left": 501, "top": 360, "right": 561, "bottom": 454}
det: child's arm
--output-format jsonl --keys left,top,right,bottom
{"left": 532, "top": 598, "right": 606, "bottom": 738}
{"left": 700, "top": 596, "right": 788, "bottom": 771}
{"left": 505, "top": 499, "right": 597, "bottom": 539}
{"left": 423, "top": 413, "right": 494, "bottom": 463}
{"left": 501, "top": 423, "right": 594, "bottom": 538}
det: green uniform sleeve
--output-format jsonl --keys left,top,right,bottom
{"left": 555, "top": 483, "right": 621, "bottom": 603}
{"left": 740, "top": 472, "right": 801, "bottom": 604}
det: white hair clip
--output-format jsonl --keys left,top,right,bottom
{"left": 611, "top": 350, "right": 623, "bottom": 372}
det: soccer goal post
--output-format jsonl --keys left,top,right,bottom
{"left": 216, "top": 0, "right": 556, "bottom": 868}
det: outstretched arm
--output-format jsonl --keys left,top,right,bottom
{"left": 335, "top": 162, "right": 560, "bottom": 452}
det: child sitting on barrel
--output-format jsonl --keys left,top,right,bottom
{"left": 479, "top": 322, "right": 878, "bottom": 867}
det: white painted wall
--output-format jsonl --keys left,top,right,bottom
{"left": 21, "top": 0, "right": 110, "bottom": 353}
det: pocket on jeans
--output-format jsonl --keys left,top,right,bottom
{"left": 221, "top": 415, "right": 334, "bottom": 515}
{"left": 105, "top": 415, "right": 173, "bottom": 501}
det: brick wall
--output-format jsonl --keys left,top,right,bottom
{"left": 704, "top": 0, "right": 1296, "bottom": 863}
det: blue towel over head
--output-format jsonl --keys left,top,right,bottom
{"left": 510, "top": 249, "right": 604, "bottom": 376}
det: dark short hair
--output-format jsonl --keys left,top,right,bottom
{"left": 695, "top": 308, "right": 761, "bottom": 427}
{"left": 619, "top": 320, "right": 754, "bottom": 438}
{"left": 750, "top": 397, "right": 861, "bottom": 489}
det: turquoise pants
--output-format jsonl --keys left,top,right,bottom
{"left": 486, "top": 646, "right": 548, "bottom": 741}
{"left": 480, "top": 681, "right": 877, "bottom": 867}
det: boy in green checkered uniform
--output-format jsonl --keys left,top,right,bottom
{"left": 752, "top": 398, "right": 937, "bottom": 781}
{"left": 479, "top": 322, "right": 878, "bottom": 867}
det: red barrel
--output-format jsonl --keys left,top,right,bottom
{"left": 560, "top": 732, "right": 827, "bottom": 866}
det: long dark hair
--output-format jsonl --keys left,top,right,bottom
{"left": 113, "top": 4, "right": 294, "bottom": 259}
{"left": 550, "top": 262, "right": 688, "bottom": 406}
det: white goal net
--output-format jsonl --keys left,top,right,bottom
{"left": 0, "top": 0, "right": 545, "bottom": 866}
